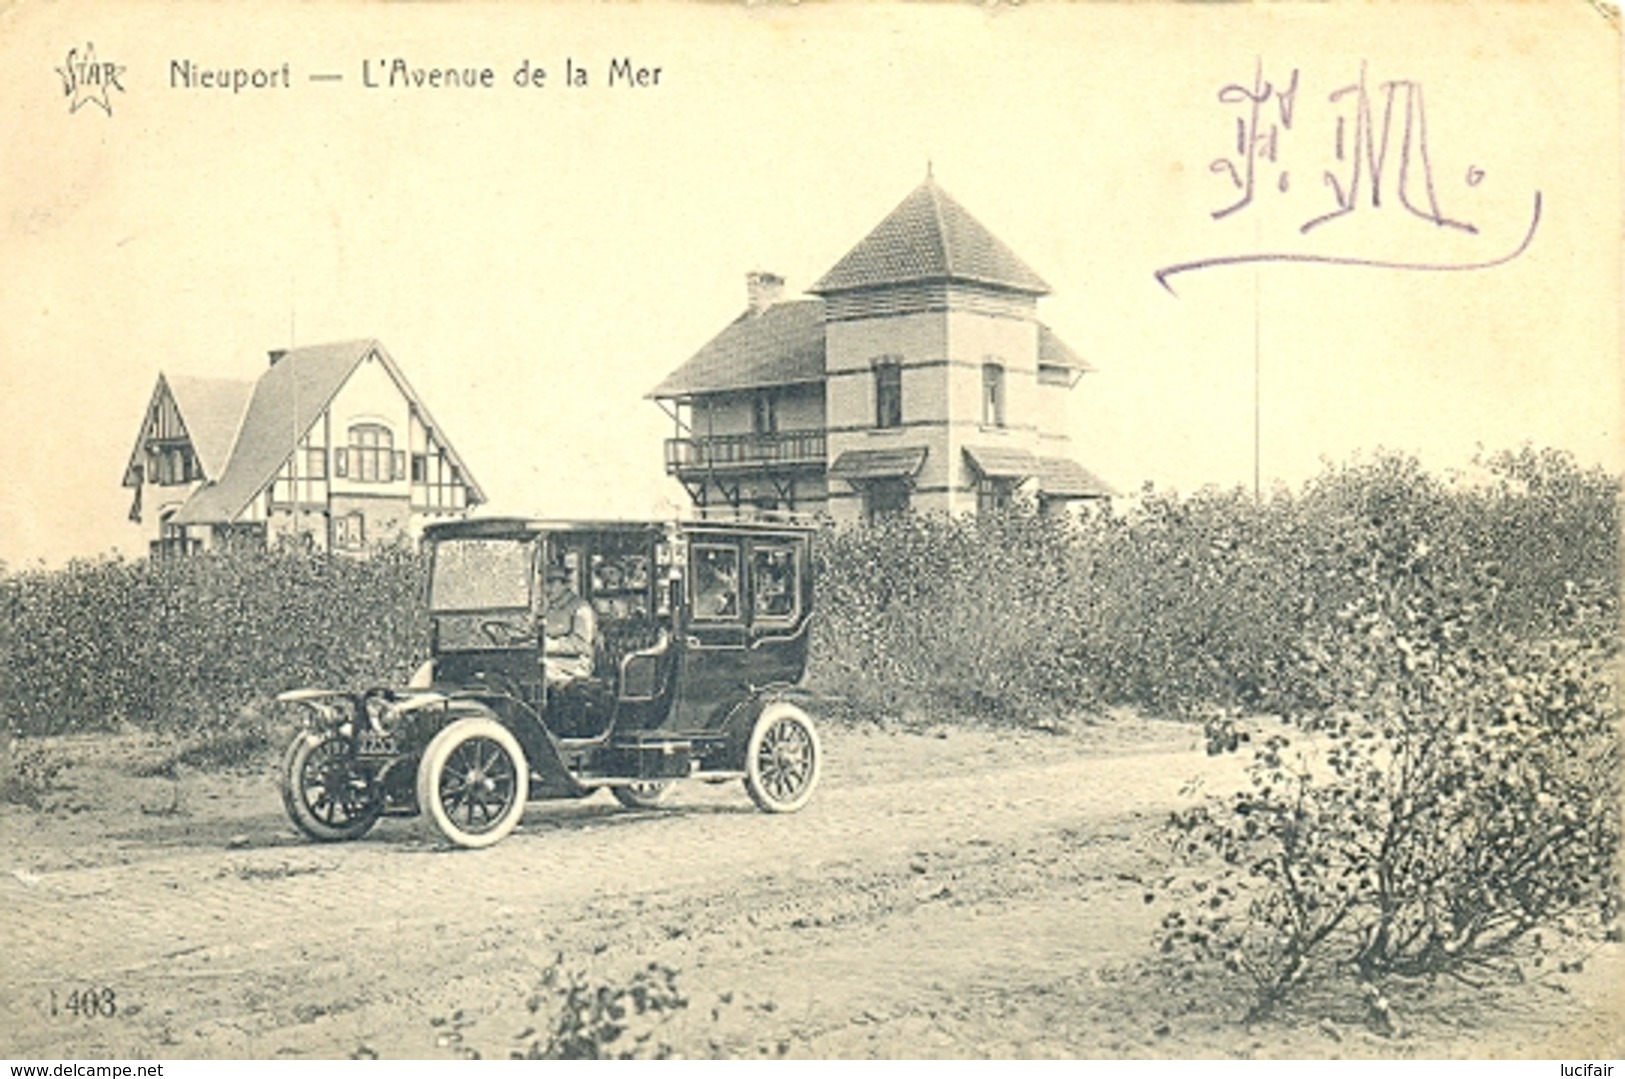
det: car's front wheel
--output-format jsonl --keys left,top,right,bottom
{"left": 415, "top": 716, "right": 529, "bottom": 849}
{"left": 743, "top": 703, "right": 821, "bottom": 813}
{"left": 281, "top": 730, "right": 383, "bottom": 842}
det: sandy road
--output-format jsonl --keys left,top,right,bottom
{"left": 6, "top": 721, "right": 1615, "bottom": 1060}
{"left": 2, "top": 721, "right": 1250, "bottom": 1058}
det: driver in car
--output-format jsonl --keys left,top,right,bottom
{"left": 540, "top": 560, "right": 596, "bottom": 688}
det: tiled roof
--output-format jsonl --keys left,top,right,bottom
{"left": 811, "top": 178, "right": 1050, "bottom": 296}
{"left": 173, "top": 339, "right": 485, "bottom": 525}
{"left": 173, "top": 340, "right": 375, "bottom": 525}
{"left": 828, "top": 446, "right": 928, "bottom": 482}
{"left": 165, "top": 375, "right": 254, "bottom": 479}
{"left": 1037, "top": 456, "right": 1115, "bottom": 499}
{"left": 648, "top": 299, "right": 826, "bottom": 399}
{"left": 1038, "top": 325, "right": 1093, "bottom": 373}
{"left": 963, "top": 445, "right": 1040, "bottom": 479}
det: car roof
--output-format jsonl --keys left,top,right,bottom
{"left": 422, "top": 516, "right": 814, "bottom": 542}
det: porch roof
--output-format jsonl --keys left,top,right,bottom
{"left": 827, "top": 446, "right": 928, "bottom": 483}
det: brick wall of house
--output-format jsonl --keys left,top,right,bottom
{"left": 822, "top": 294, "right": 1054, "bottom": 520}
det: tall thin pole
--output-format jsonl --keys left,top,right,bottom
{"left": 1253, "top": 264, "right": 1261, "bottom": 502}
{"left": 1251, "top": 213, "right": 1261, "bottom": 502}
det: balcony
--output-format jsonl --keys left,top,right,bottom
{"left": 665, "top": 430, "right": 827, "bottom": 475}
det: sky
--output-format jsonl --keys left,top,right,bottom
{"left": 1, "top": 2, "right": 1618, "bottom": 567}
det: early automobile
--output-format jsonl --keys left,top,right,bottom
{"left": 277, "top": 517, "right": 821, "bottom": 848}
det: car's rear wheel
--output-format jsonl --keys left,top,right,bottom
{"left": 611, "top": 781, "right": 672, "bottom": 809}
{"left": 281, "top": 731, "right": 383, "bottom": 842}
{"left": 743, "top": 703, "right": 821, "bottom": 813}
{"left": 416, "top": 717, "right": 529, "bottom": 849}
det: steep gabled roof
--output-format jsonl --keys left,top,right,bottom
{"left": 121, "top": 374, "right": 254, "bottom": 487}
{"left": 166, "top": 375, "right": 255, "bottom": 477}
{"left": 648, "top": 299, "right": 826, "bottom": 400}
{"left": 811, "top": 177, "right": 1050, "bottom": 296}
{"left": 172, "top": 339, "right": 485, "bottom": 526}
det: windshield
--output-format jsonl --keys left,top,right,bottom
{"left": 429, "top": 537, "right": 535, "bottom": 612}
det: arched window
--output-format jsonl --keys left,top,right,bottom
{"left": 335, "top": 423, "right": 400, "bottom": 483}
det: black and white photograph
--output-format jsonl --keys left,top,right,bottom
{"left": 1, "top": 0, "right": 1620, "bottom": 1063}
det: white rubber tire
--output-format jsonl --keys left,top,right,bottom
{"left": 416, "top": 716, "right": 530, "bottom": 849}
{"left": 743, "top": 702, "right": 821, "bottom": 814}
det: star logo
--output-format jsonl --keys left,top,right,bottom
{"left": 57, "top": 42, "right": 125, "bottom": 116}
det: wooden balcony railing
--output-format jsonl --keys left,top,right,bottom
{"left": 665, "top": 430, "right": 827, "bottom": 474}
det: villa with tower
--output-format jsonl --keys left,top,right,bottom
{"left": 649, "top": 174, "right": 1113, "bottom": 523}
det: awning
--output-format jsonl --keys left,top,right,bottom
{"left": 828, "top": 446, "right": 928, "bottom": 483}
{"left": 963, "top": 445, "right": 1039, "bottom": 480}
{"left": 1037, "top": 456, "right": 1115, "bottom": 499}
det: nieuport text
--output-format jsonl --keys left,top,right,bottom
{"left": 170, "top": 59, "right": 291, "bottom": 91}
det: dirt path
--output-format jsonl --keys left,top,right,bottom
{"left": 2, "top": 720, "right": 1618, "bottom": 1059}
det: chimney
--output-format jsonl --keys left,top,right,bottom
{"left": 268, "top": 349, "right": 288, "bottom": 366}
{"left": 746, "top": 271, "right": 784, "bottom": 316}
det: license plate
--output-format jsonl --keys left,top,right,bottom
{"left": 356, "top": 733, "right": 398, "bottom": 756}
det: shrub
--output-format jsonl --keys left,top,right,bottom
{"left": 513, "top": 958, "right": 689, "bottom": 1059}
{"left": 1159, "top": 452, "right": 1621, "bottom": 1021}
{"left": 0, "top": 545, "right": 427, "bottom": 738}
{"left": 809, "top": 448, "right": 1618, "bottom": 733}
{"left": 811, "top": 510, "right": 1093, "bottom": 722}
{"left": 1, "top": 741, "right": 67, "bottom": 809}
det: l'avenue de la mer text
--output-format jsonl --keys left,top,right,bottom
{"left": 168, "top": 57, "right": 663, "bottom": 92}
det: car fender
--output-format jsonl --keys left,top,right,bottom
{"left": 423, "top": 692, "right": 586, "bottom": 798}
{"left": 275, "top": 688, "right": 354, "bottom": 729}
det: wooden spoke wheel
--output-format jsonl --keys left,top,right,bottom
{"left": 415, "top": 717, "right": 530, "bottom": 849}
{"left": 281, "top": 731, "right": 383, "bottom": 842}
{"left": 743, "top": 704, "right": 821, "bottom": 814}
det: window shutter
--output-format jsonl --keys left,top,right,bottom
{"left": 393, "top": 450, "right": 405, "bottom": 482}
{"left": 334, "top": 448, "right": 348, "bottom": 478}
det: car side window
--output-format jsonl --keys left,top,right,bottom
{"left": 692, "top": 544, "right": 740, "bottom": 621}
{"left": 751, "top": 545, "right": 797, "bottom": 621}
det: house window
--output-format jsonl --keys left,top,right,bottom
{"left": 873, "top": 359, "right": 902, "bottom": 429}
{"left": 304, "top": 448, "right": 327, "bottom": 480}
{"left": 149, "top": 446, "right": 197, "bottom": 486}
{"left": 333, "top": 511, "right": 366, "bottom": 551}
{"left": 982, "top": 363, "right": 1006, "bottom": 428}
{"left": 863, "top": 480, "right": 910, "bottom": 523}
{"left": 411, "top": 453, "right": 427, "bottom": 483}
{"left": 345, "top": 424, "right": 395, "bottom": 483}
{"left": 977, "top": 477, "right": 1016, "bottom": 516}
{"left": 752, "top": 390, "right": 779, "bottom": 435}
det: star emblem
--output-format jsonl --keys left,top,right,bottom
{"left": 56, "top": 43, "right": 125, "bottom": 116}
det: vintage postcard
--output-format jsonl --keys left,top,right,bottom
{"left": 1, "top": 0, "right": 1619, "bottom": 1063}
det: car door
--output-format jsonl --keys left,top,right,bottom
{"left": 670, "top": 535, "right": 749, "bottom": 730}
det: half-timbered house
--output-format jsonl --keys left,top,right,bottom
{"left": 123, "top": 339, "right": 484, "bottom": 556}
